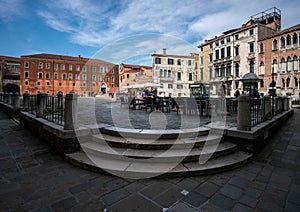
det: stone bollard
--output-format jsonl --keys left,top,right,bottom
{"left": 0, "top": 92, "right": 3, "bottom": 102}
{"left": 285, "top": 97, "right": 290, "bottom": 110}
{"left": 64, "top": 91, "right": 78, "bottom": 130}
{"left": 237, "top": 95, "right": 251, "bottom": 131}
{"left": 8, "top": 92, "right": 13, "bottom": 105}
{"left": 13, "top": 93, "right": 20, "bottom": 111}
{"left": 36, "top": 93, "right": 46, "bottom": 118}
{"left": 263, "top": 96, "right": 272, "bottom": 120}
{"left": 23, "top": 93, "right": 30, "bottom": 111}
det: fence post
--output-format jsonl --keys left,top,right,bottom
{"left": 13, "top": 93, "right": 20, "bottom": 112}
{"left": 23, "top": 93, "right": 30, "bottom": 111}
{"left": 0, "top": 92, "right": 3, "bottom": 102}
{"left": 263, "top": 96, "right": 272, "bottom": 120}
{"left": 36, "top": 93, "right": 44, "bottom": 117}
{"left": 8, "top": 92, "right": 13, "bottom": 105}
{"left": 64, "top": 91, "right": 78, "bottom": 130}
{"left": 237, "top": 95, "right": 250, "bottom": 131}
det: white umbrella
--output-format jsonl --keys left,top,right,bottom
{"left": 276, "top": 72, "right": 283, "bottom": 88}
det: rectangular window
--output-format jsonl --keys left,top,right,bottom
{"left": 69, "top": 65, "right": 72, "bottom": 71}
{"left": 61, "top": 64, "right": 65, "bottom": 70}
{"left": 106, "top": 76, "right": 109, "bottom": 82}
{"left": 112, "top": 76, "right": 114, "bottom": 82}
{"left": 82, "top": 74, "right": 86, "bottom": 81}
{"left": 227, "top": 46, "right": 231, "bottom": 57}
{"left": 249, "top": 29, "right": 254, "bottom": 35}
{"left": 235, "top": 46, "right": 239, "bottom": 56}
{"left": 249, "top": 42, "right": 254, "bottom": 53}
{"left": 54, "top": 73, "right": 58, "bottom": 80}
{"left": 177, "top": 84, "right": 183, "bottom": 89}
{"left": 98, "top": 76, "right": 102, "bottom": 82}
{"left": 177, "top": 59, "right": 181, "bottom": 65}
{"left": 83, "top": 66, "right": 86, "bottom": 72}
{"left": 188, "top": 60, "right": 192, "bottom": 66}
{"left": 69, "top": 73, "right": 73, "bottom": 80}
{"left": 62, "top": 73, "right": 66, "bottom": 80}
{"left": 93, "top": 75, "right": 96, "bottom": 81}
{"left": 188, "top": 73, "right": 193, "bottom": 81}
{"left": 200, "top": 68, "right": 204, "bottom": 81}
{"left": 38, "top": 62, "right": 43, "bottom": 69}
{"left": 221, "top": 48, "right": 225, "bottom": 58}
{"left": 38, "top": 72, "right": 43, "bottom": 79}
{"left": 177, "top": 72, "right": 181, "bottom": 80}
{"left": 54, "top": 63, "right": 58, "bottom": 70}
{"left": 46, "top": 73, "right": 50, "bottom": 79}
{"left": 155, "top": 57, "right": 161, "bottom": 64}
{"left": 200, "top": 56, "right": 204, "bottom": 65}
{"left": 168, "top": 84, "right": 173, "bottom": 89}
{"left": 76, "top": 74, "right": 80, "bottom": 80}
{"left": 111, "top": 68, "right": 114, "bottom": 74}
{"left": 46, "top": 63, "right": 50, "bottom": 69}
{"left": 209, "top": 54, "right": 213, "bottom": 62}
{"left": 215, "top": 50, "right": 219, "bottom": 60}
{"left": 92, "top": 66, "right": 96, "bottom": 72}
{"left": 76, "top": 65, "right": 80, "bottom": 71}
{"left": 24, "top": 71, "right": 29, "bottom": 78}
{"left": 168, "top": 59, "right": 174, "bottom": 65}
{"left": 235, "top": 34, "right": 239, "bottom": 40}
{"left": 209, "top": 67, "right": 213, "bottom": 79}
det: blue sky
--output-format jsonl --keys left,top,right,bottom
{"left": 0, "top": 0, "right": 299, "bottom": 65}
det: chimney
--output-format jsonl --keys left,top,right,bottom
{"left": 163, "top": 48, "right": 166, "bottom": 55}
{"left": 78, "top": 55, "right": 81, "bottom": 58}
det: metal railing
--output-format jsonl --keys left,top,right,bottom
{"left": 44, "top": 95, "right": 65, "bottom": 126}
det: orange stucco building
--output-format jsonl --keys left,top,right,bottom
{"left": 20, "top": 53, "right": 119, "bottom": 96}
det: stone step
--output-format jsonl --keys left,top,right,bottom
{"left": 80, "top": 141, "right": 237, "bottom": 163}
{"left": 65, "top": 150, "right": 252, "bottom": 179}
{"left": 100, "top": 126, "right": 211, "bottom": 139}
{"left": 90, "top": 133, "right": 223, "bottom": 150}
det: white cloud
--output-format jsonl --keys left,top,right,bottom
{"left": 36, "top": 0, "right": 300, "bottom": 51}
{"left": 0, "top": 0, "right": 24, "bottom": 21}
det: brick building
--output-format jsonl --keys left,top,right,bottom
{"left": 258, "top": 24, "right": 300, "bottom": 96}
{"left": 0, "top": 56, "right": 21, "bottom": 93}
{"left": 20, "top": 54, "right": 119, "bottom": 96}
{"left": 119, "top": 63, "right": 152, "bottom": 93}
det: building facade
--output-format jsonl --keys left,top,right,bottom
{"left": 0, "top": 56, "right": 21, "bottom": 93}
{"left": 199, "top": 7, "right": 281, "bottom": 96}
{"left": 119, "top": 63, "right": 152, "bottom": 93}
{"left": 258, "top": 24, "right": 300, "bottom": 96}
{"left": 152, "top": 48, "right": 196, "bottom": 97}
{"left": 20, "top": 54, "right": 119, "bottom": 96}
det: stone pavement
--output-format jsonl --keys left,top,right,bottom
{"left": 0, "top": 108, "right": 300, "bottom": 211}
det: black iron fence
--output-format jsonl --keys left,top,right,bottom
{"left": 44, "top": 94, "right": 65, "bottom": 126}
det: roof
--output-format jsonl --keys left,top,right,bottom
{"left": 21, "top": 53, "right": 115, "bottom": 65}
{"left": 0, "top": 56, "right": 20, "bottom": 62}
{"left": 259, "top": 23, "right": 300, "bottom": 41}
{"left": 151, "top": 53, "right": 194, "bottom": 59}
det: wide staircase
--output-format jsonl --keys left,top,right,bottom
{"left": 66, "top": 126, "right": 252, "bottom": 179}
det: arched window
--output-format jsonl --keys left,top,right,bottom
{"left": 273, "top": 39, "right": 278, "bottom": 50}
{"left": 259, "top": 43, "right": 264, "bottom": 53}
{"left": 160, "top": 69, "right": 163, "bottom": 77}
{"left": 294, "top": 77, "right": 299, "bottom": 88}
{"left": 168, "top": 70, "right": 171, "bottom": 78}
{"left": 280, "top": 37, "right": 285, "bottom": 49}
{"left": 272, "top": 59, "right": 278, "bottom": 73}
{"left": 280, "top": 58, "right": 286, "bottom": 72}
{"left": 286, "top": 77, "right": 290, "bottom": 89}
{"left": 287, "top": 56, "right": 292, "bottom": 72}
{"left": 259, "top": 61, "right": 265, "bottom": 75}
{"left": 164, "top": 69, "right": 167, "bottom": 78}
{"left": 293, "top": 33, "right": 298, "bottom": 45}
{"left": 286, "top": 34, "right": 291, "bottom": 46}
{"left": 293, "top": 56, "right": 298, "bottom": 72}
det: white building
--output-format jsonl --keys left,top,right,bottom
{"left": 152, "top": 49, "right": 196, "bottom": 97}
